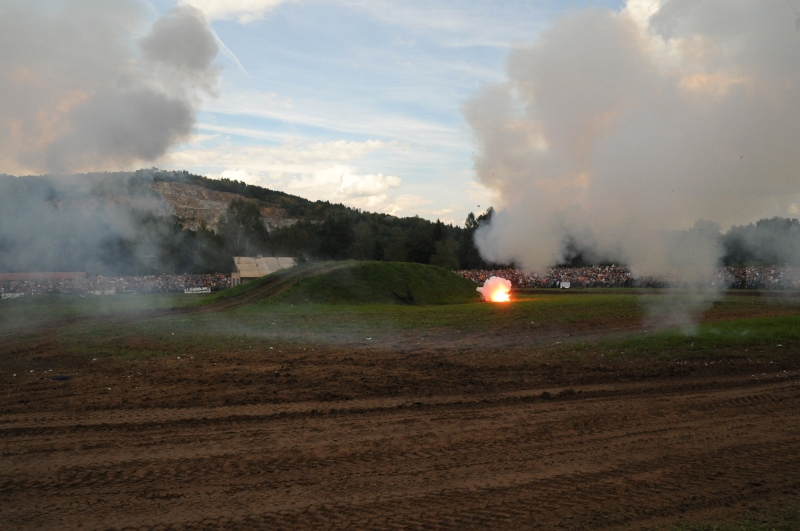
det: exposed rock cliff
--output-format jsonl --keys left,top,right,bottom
{"left": 151, "top": 181, "right": 297, "bottom": 232}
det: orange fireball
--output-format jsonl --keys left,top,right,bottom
{"left": 489, "top": 289, "right": 511, "bottom": 303}
{"left": 477, "top": 276, "right": 512, "bottom": 303}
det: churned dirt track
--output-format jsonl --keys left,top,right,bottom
{"left": 3, "top": 286, "right": 800, "bottom": 530}
{"left": 2, "top": 347, "right": 800, "bottom": 530}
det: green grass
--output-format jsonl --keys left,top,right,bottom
{"left": 270, "top": 261, "right": 481, "bottom": 305}
{"left": 202, "top": 261, "right": 313, "bottom": 302}
{"left": 43, "top": 290, "right": 648, "bottom": 362}
{"left": 3, "top": 287, "right": 800, "bottom": 362}
{"left": 0, "top": 293, "right": 202, "bottom": 333}
{"left": 22, "top": 291, "right": 641, "bottom": 360}
{"left": 201, "top": 260, "right": 482, "bottom": 306}
{"left": 224, "top": 289, "right": 643, "bottom": 337}
{"left": 593, "top": 314, "right": 800, "bottom": 360}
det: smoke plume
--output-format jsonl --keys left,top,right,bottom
{"left": 0, "top": 1, "right": 218, "bottom": 175}
{"left": 464, "top": 0, "right": 800, "bottom": 282}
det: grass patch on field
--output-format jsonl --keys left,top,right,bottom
{"left": 228, "top": 291, "right": 643, "bottom": 333}
{"left": 202, "top": 262, "right": 317, "bottom": 303}
{"left": 272, "top": 261, "right": 480, "bottom": 305}
{"left": 0, "top": 293, "right": 201, "bottom": 333}
{"left": 31, "top": 291, "right": 646, "bottom": 359}
{"left": 594, "top": 314, "right": 800, "bottom": 359}
{"left": 205, "top": 260, "right": 483, "bottom": 306}
{"left": 3, "top": 288, "right": 799, "bottom": 362}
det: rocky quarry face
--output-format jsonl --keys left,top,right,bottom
{"left": 151, "top": 181, "right": 297, "bottom": 233}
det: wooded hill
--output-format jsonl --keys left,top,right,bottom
{"left": 2, "top": 169, "right": 799, "bottom": 276}
{"left": 0, "top": 169, "right": 494, "bottom": 275}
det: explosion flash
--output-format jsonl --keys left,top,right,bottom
{"left": 477, "top": 276, "right": 512, "bottom": 303}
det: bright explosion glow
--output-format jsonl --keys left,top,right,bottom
{"left": 477, "top": 276, "right": 512, "bottom": 303}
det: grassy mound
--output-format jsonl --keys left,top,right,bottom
{"left": 197, "top": 261, "right": 350, "bottom": 308}
{"left": 273, "top": 261, "right": 480, "bottom": 305}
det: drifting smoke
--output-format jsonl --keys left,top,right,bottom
{"left": 477, "top": 276, "right": 512, "bottom": 303}
{"left": 0, "top": 171, "right": 171, "bottom": 275}
{"left": 465, "top": 0, "right": 800, "bottom": 285}
{"left": 0, "top": 1, "right": 219, "bottom": 174}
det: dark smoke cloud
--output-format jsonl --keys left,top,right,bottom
{"left": 0, "top": 1, "right": 218, "bottom": 174}
{"left": 465, "top": 0, "right": 800, "bottom": 280}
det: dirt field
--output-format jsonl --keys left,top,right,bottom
{"left": 1, "top": 292, "right": 800, "bottom": 530}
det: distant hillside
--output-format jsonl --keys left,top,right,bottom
{"left": 151, "top": 169, "right": 494, "bottom": 270}
{"left": 0, "top": 169, "right": 494, "bottom": 275}
{"left": 151, "top": 180, "right": 296, "bottom": 233}
{"left": 2, "top": 169, "right": 799, "bottom": 275}
{"left": 153, "top": 170, "right": 351, "bottom": 220}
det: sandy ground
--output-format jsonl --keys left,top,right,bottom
{"left": 2, "top": 328, "right": 800, "bottom": 530}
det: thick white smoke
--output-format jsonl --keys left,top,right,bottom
{"left": 0, "top": 1, "right": 219, "bottom": 174}
{"left": 464, "top": 0, "right": 800, "bottom": 282}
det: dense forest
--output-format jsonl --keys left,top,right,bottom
{"left": 0, "top": 170, "right": 495, "bottom": 275}
{"left": 2, "top": 170, "right": 800, "bottom": 275}
{"left": 154, "top": 170, "right": 497, "bottom": 273}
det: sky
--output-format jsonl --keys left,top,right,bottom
{"left": 5, "top": 0, "right": 797, "bottom": 238}
{"left": 141, "top": 0, "right": 625, "bottom": 225}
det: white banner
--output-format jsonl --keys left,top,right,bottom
{"left": 184, "top": 287, "right": 211, "bottom": 294}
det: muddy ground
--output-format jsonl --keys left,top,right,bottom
{"left": 1, "top": 296, "right": 800, "bottom": 530}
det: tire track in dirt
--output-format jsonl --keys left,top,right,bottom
{"left": 1, "top": 373, "right": 796, "bottom": 434}
{"left": 1, "top": 376, "right": 798, "bottom": 530}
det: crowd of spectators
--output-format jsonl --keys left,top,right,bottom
{"left": 457, "top": 265, "right": 635, "bottom": 289}
{"left": 0, "top": 273, "right": 231, "bottom": 297}
{"left": 5, "top": 266, "right": 800, "bottom": 298}
{"left": 457, "top": 266, "right": 800, "bottom": 290}
{"left": 719, "top": 266, "right": 800, "bottom": 290}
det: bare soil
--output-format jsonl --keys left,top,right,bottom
{"left": 1, "top": 307, "right": 800, "bottom": 530}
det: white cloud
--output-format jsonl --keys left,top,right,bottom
{"left": 162, "top": 138, "right": 415, "bottom": 214}
{"left": 178, "top": 0, "right": 293, "bottom": 23}
{"left": 169, "top": 137, "right": 385, "bottom": 166}
{"left": 337, "top": 172, "right": 401, "bottom": 198}
{"left": 378, "top": 193, "right": 434, "bottom": 217}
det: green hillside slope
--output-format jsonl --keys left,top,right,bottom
{"left": 275, "top": 261, "right": 480, "bottom": 305}
{"left": 205, "top": 261, "right": 479, "bottom": 306}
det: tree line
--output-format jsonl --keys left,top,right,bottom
{"left": 152, "top": 170, "right": 497, "bottom": 272}
{"left": 2, "top": 169, "right": 800, "bottom": 276}
{"left": 219, "top": 198, "right": 495, "bottom": 271}
{"left": 0, "top": 170, "right": 496, "bottom": 275}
